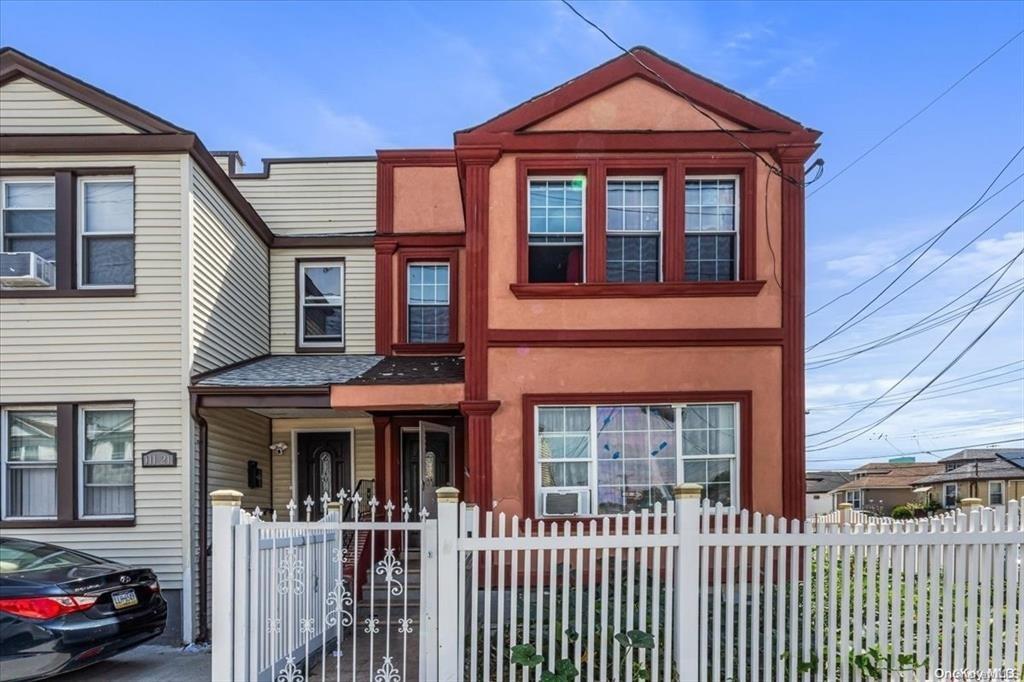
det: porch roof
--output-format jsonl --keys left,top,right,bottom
{"left": 193, "top": 354, "right": 464, "bottom": 389}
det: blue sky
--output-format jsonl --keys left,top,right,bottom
{"left": 2, "top": 0, "right": 1022, "bottom": 469}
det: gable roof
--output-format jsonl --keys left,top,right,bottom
{"left": 833, "top": 463, "right": 944, "bottom": 493}
{"left": 940, "top": 447, "right": 1023, "bottom": 465}
{"left": 914, "top": 459, "right": 1024, "bottom": 485}
{"left": 458, "top": 46, "right": 819, "bottom": 138}
{"left": 0, "top": 47, "right": 274, "bottom": 245}
{"left": 806, "top": 470, "right": 852, "bottom": 494}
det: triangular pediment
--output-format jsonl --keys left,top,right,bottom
{"left": 0, "top": 47, "right": 186, "bottom": 135}
{"left": 460, "top": 47, "right": 815, "bottom": 137}
{"left": 524, "top": 76, "right": 749, "bottom": 132}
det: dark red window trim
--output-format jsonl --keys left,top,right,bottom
{"left": 0, "top": 400, "right": 137, "bottom": 529}
{"left": 522, "top": 391, "right": 752, "bottom": 520}
{"left": 396, "top": 248, "right": 461, "bottom": 354}
{"left": 0, "top": 167, "right": 137, "bottom": 299}
{"left": 514, "top": 155, "right": 759, "bottom": 291}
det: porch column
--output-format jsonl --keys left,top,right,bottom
{"left": 459, "top": 400, "right": 500, "bottom": 508}
{"left": 372, "top": 415, "right": 389, "bottom": 503}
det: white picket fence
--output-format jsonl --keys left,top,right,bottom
{"left": 213, "top": 488, "right": 1024, "bottom": 682}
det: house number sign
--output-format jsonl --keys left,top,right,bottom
{"left": 141, "top": 450, "right": 177, "bottom": 467}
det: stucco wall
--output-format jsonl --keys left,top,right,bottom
{"left": 392, "top": 166, "right": 464, "bottom": 232}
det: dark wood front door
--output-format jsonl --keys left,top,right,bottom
{"left": 296, "top": 432, "right": 352, "bottom": 520}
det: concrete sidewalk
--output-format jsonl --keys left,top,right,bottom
{"left": 51, "top": 645, "right": 210, "bottom": 681}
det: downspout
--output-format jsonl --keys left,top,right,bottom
{"left": 192, "top": 392, "right": 210, "bottom": 643}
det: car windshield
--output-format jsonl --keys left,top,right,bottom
{"left": 0, "top": 539, "right": 102, "bottom": 575}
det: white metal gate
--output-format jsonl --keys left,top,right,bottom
{"left": 212, "top": 491, "right": 438, "bottom": 682}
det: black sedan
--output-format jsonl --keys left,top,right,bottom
{"left": 0, "top": 537, "right": 166, "bottom": 681}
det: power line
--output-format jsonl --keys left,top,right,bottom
{"left": 808, "top": 283, "right": 1024, "bottom": 452}
{"left": 807, "top": 247, "right": 1022, "bottom": 438}
{"left": 806, "top": 171, "right": 1024, "bottom": 317}
{"left": 879, "top": 417, "right": 1024, "bottom": 441}
{"left": 807, "top": 29, "right": 1024, "bottom": 199}
{"left": 807, "top": 147, "right": 1024, "bottom": 350}
{"left": 806, "top": 437, "right": 1024, "bottom": 464}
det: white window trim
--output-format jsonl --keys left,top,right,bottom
{"left": 1, "top": 177, "right": 58, "bottom": 290}
{"left": 1, "top": 406, "right": 59, "bottom": 521}
{"left": 76, "top": 176, "right": 135, "bottom": 289}
{"left": 845, "top": 489, "right": 862, "bottom": 509}
{"left": 406, "top": 261, "right": 451, "bottom": 343}
{"left": 298, "top": 261, "right": 346, "bottom": 349}
{"left": 77, "top": 405, "right": 135, "bottom": 520}
{"left": 944, "top": 482, "right": 959, "bottom": 508}
{"left": 534, "top": 402, "right": 740, "bottom": 517}
{"left": 684, "top": 174, "right": 741, "bottom": 281}
{"left": 989, "top": 480, "right": 1005, "bottom": 506}
{"left": 527, "top": 175, "right": 587, "bottom": 282}
{"left": 605, "top": 176, "right": 664, "bottom": 282}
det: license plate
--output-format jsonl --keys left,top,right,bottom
{"left": 111, "top": 588, "right": 138, "bottom": 610}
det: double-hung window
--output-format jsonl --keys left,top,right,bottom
{"left": 78, "top": 177, "right": 134, "bottom": 288}
{"left": 989, "top": 481, "right": 1004, "bottom": 506}
{"left": 684, "top": 176, "right": 739, "bottom": 281}
{"left": 943, "top": 482, "right": 958, "bottom": 508}
{"left": 1, "top": 179, "right": 57, "bottom": 285}
{"left": 845, "top": 489, "right": 862, "bottom": 509}
{"left": 535, "top": 402, "right": 739, "bottom": 516}
{"left": 606, "top": 178, "right": 661, "bottom": 282}
{"left": 79, "top": 407, "right": 134, "bottom": 519}
{"left": 298, "top": 261, "right": 345, "bottom": 349}
{"left": 527, "top": 177, "right": 585, "bottom": 283}
{"left": 407, "top": 262, "right": 451, "bottom": 343}
{"left": 1, "top": 409, "right": 58, "bottom": 519}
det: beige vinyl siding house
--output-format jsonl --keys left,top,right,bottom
{"left": 230, "top": 159, "right": 376, "bottom": 236}
{"left": 0, "top": 152, "right": 192, "bottom": 638}
{"left": 269, "top": 247, "right": 375, "bottom": 355}
{"left": 0, "top": 77, "right": 138, "bottom": 134}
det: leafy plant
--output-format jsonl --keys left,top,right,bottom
{"left": 613, "top": 630, "right": 655, "bottom": 681}
{"left": 510, "top": 627, "right": 580, "bottom": 682}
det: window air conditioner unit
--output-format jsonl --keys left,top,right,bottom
{"left": 0, "top": 252, "right": 55, "bottom": 288}
{"left": 541, "top": 489, "right": 590, "bottom": 517}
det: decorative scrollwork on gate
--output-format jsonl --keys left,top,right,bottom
{"left": 324, "top": 577, "right": 353, "bottom": 628}
{"left": 276, "top": 656, "right": 304, "bottom": 682}
{"left": 373, "top": 656, "right": 400, "bottom": 682}
{"left": 374, "top": 546, "right": 405, "bottom": 596}
{"left": 277, "top": 547, "right": 305, "bottom": 595}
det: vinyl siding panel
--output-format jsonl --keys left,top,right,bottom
{"left": 190, "top": 165, "right": 270, "bottom": 374}
{"left": 269, "top": 248, "right": 375, "bottom": 354}
{"left": 231, "top": 161, "right": 376, "bottom": 236}
{"left": 0, "top": 78, "right": 139, "bottom": 134}
{"left": 0, "top": 153, "right": 187, "bottom": 589}
{"left": 270, "top": 417, "right": 376, "bottom": 510}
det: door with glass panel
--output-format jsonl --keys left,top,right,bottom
{"left": 400, "top": 422, "right": 453, "bottom": 520}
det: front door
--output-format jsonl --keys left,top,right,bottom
{"left": 296, "top": 432, "right": 351, "bottom": 520}
{"left": 400, "top": 421, "right": 454, "bottom": 519}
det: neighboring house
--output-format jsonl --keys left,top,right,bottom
{"left": 0, "top": 46, "right": 818, "bottom": 642}
{"left": 805, "top": 470, "right": 851, "bottom": 516}
{"left": 913, "top": 448, "right": 1024, "bottom": 508}
{"left": 831, "top": 462, "right": 944, "bottom": 514}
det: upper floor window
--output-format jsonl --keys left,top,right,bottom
{"left": 407, "top": 262, "right": 450, "bottom": 343}
{"left": 606, "top": 178, "right": 661, "bottom": 282}
{"left": 298, "top": 261, "right": 345, "bottom": 349}
{"left": 684, "top": 177, "right": 738, "bottom": 282}
{"left": 528, "top": 177, "right": 584, "bottom": 283}
{"left": 1, "top": 179, "right": 56, "bottom": 268}
{"left": 535, "top": 402, "right": 739, "bottom": 516}
{"left": 1, "top": 408, "right": 58, "bottom": 519}
{"left": 78, "top": 178, "right": 134, "bottom": 288}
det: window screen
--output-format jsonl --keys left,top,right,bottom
{"left": 2, "top": 180, "right": 56, "bottom": 264}
{"left": 606, "top": 179, "right": 661, "bottom": 282}
{"left": 79, "top": 179, "right": 134, "bottom": 287}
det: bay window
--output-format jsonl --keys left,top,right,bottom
{"left": 684, "top": 176, "right": 739, "bottom": 281}
{"left": 78, "top": 177, "right": 134, "bottom": 287}
{"left": 527, "top": 177, "right": 585, "bottom": 283}
{"left": 2, "top": 409, "right": 58, "bottom": 519}
{"left": 536, "top": 402, "right": 739, "bottom": 516}
{"left": 298, "top": 260, "right": 345, "bottom": 349}
{"left": 606, "top": 178, "right": 661, "bottom": 282}
{"left": 79, "top": 407, "right": 134, "bottom": 518}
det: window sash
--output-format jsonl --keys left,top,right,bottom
{"left": 528, "top": 177, "right": 586, "bottom": 236}
{"left": 298, "top": 262, "right": 345, "bottom": 347}
{"left": 535, "top": 402, "right": 739, "bottom": 517}
{"left": 989, "top": 481, "right": 1004, "bottom": 505}
{"left": 78, "top": 406, "right": 134, "bottom": 519}
{"left": 684, "top": 175, "right": 739, "bottom": 283}
{"left": 944, "top": 483, "right": 958, "bottom": 507}
{"left": 1, "top": 408, "right": 59, "bottom": 520}
{"left": 1, "top": 179, "right": 57, "bottom": 273}
{"left": 77, "top": 178, "right": 134, "bottom": 289}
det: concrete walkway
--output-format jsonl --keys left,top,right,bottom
{"left": 51, "top": 645, "right": 210, "bottom": 682}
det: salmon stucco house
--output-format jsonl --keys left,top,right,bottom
{"left": 0, "top": 46, "right": 819, "bottom": 642}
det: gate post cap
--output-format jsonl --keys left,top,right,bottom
{"left": 210, "top": 489, "right": 243, "bottom": 506}
{"left": 326, "top": 501, "right": 342, "bottom": 511}
{"left": 961, "top": 497, "right": 982, "bottom": 509}
{"left": 436, "top": 487, "right": 460, "bottom": 502}
{"left": 673, "top": 483, "right": 703, "bottom": 499}
{"left": 837, "top": 502, "right": 853, "bottom": 510}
